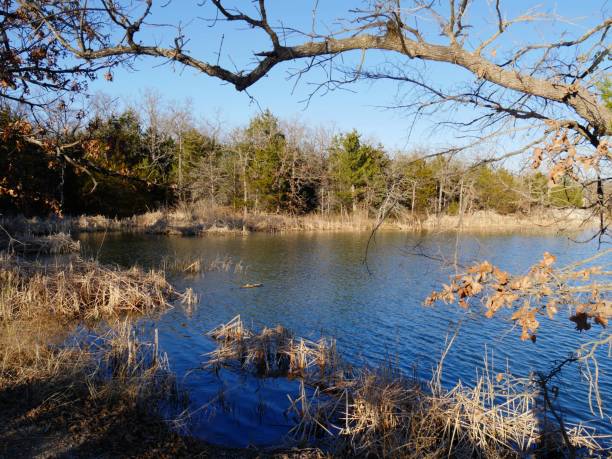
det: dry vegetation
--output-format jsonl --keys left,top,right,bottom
{"left": 0, "top": 254, "right": 194, "bottom": 457}
{"left": 0, "top": 253, "right": 176, "bottom": 321}
{"left": 206, "top": 316, "right": 609, "bottom": 458}
{"left": 417, "top": 209, "right": 596, "bottom": 233}
{"left": 0, "top": 251, "right": 323, "bottom": 458}
{"left": 0, "top": 316, "right": 238, "bottom": 458}
{"left": 161, "top": 254, "right": 245, "bottom": 275}
{"left": 0, "top": 252, "right": 213, "bottom": 458}
{"left": 1, "top": 203, "right": 595, "bottom": 240}
{"left": 426, "top": 250, "right": 612, "bottom": 342}
{"left": 0, "top": 231, "right": 80, "bottom": 255}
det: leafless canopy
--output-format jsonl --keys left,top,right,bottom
{"left": 11, "top": 1, "right": 611, "bottom": 138}
{"left": 0, "top": 0, "right": 123, "bottom": 106}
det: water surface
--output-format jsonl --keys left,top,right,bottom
{"left": 79, "top": 230, "right": 611, "bottom": 446}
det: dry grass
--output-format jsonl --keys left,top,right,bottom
{"left": 418, "top": 209, "right": 595, "bottom": 233}
{"left": 206, "top": 315, "right": 346, "bottom": 384}
{"left": 208, "top": 314, "right": 254, "bottom": 342}
{"left": 0, "top": 252, "right": 209, "bottom": 457}
{"left": 0, "top": 214, "right": 122, "bottom": 235}
{"left": 0, "top": 319, "right": 86, "bottom": 388}
{"left": 0, "top": 313, "right": 201, "bottom": 457}
{"left": 91, "top": 320, "right": 182, "bottom": 408}
{"left": 2, "top": 202, "right": 594, "bottom": 239}
{"left": 114, "top": 203, "right": 598, "bottom": 234}
{"left": 0, "top": 248, "right": 179, "bottom": 388}
{"left": 0, "top": 253, "right": 176, "bottom": 321}
{"left": 206, "top": 316, "right": 609, "bottom": 458}
{"left": 0, "top": 252, "right": 181, "bottom": 406}
{"left": 162, "top": 254, "right": 245, "bottom": 274}
{"left": 1, "top": 232, "right": 80, "bottom": 255}
{"left": 0, "top": 320, "right": 176, "bottom": 401}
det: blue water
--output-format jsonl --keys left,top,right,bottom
{"left": 79, "top": 231, "right": 611, "bottom": 446}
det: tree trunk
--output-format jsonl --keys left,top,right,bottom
{"left": 458, "top": 179, "right": 464, "bottom": 229}
{"left": 411, "top": 181, "right": 416, "bottom": 217}
{"left": 209, "top": 156, "right": 215, "bottom": 204}
{"left": 242, "top": 158, "right": 248, "bottom": 234}
{"left": 178, "top": 132, "right": 183, "bottom": 197}
{"left": 438, "top": 180, "right": 444, "bottom": 215}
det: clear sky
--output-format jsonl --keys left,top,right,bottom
{"left": 88, "top": 1, "right": 610, "bottom": 154}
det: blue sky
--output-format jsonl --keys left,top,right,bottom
{"left": 88, "top": 1, "right": 609, "bottom": 153}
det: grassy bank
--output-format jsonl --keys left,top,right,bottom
{"left": 0, "top": 232, "right": 80, "bottom": 255}
{"left": 0, "top": 254, "right": 199, "bottom": 457}
{"left": 0, "top": 254, "right": 279, "bottom": 458}
{"left": 1, "top": 203, "right": 597, "bottom": 238}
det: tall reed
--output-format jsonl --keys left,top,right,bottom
{"left": 205, "top": 316, "right": 609, "bottom": 457}
{"left": 0, "top": 254, "right": 176, "bottom": 321}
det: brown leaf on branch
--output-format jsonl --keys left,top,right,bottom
{"left": 532, "top": 148, "right": 543, "bottom": 169}
{"left": 427, "top": 249, "right": 610, "bottom": 342}
{"left": 512, "top": 304, "right": 540, "bottom": 341}
{"left": 540, "top": 252, "right": 556, "bottom": 268}
{"left": 510, "top": 276, "right": 532, "bottom": 290}
{"left": 546, "top": 301, "right": 558, "bottom": 320}
{"left": 570, "top": 312, "right": 592, "bottom": 332}
{"left": 493, "top": 268, "right": 509, "bottom": 285}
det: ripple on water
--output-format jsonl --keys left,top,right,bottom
{"left": 79, "top": 231, "right": 611, "bottom": 447}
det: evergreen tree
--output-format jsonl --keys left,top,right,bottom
{"left": 243, "top": 110, "right": 287, "bottom": 211}
{"left": 329, "top": 130, "right": 387, "bottom": 213}
{"left": 473, "top": 166, "right": 520, "bottom": 214}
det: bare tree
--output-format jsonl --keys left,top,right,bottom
{"left": 167, "top": 99, "right": 195, "bottom": 195}
{"left": 16, "top": 1, "right": 609, "bottom": 130}
{"left": 1, "top": 0, "right": 119, "bottom": 106}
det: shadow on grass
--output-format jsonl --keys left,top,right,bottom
{"left": 0, "top": 376, "right": 215, "bottom": 458}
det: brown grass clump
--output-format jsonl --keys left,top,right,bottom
{"left": 287, "top": 380, "right": 340, "bottom": 443}
{"left": 339, "top": 367, "right": 420, "bottom": 455}
{"left": 0, "top": 214, "right": 123, "bottom": 235}
{"left": 208, "top": 314, "right": 254, "bottom": 343}
{"left": 0, "top": 254, "right": 176, "bottom": 321}
{"left": 0, "top": 247, "right": 229, "bottom": 457}
{"left": 205, "top": 317, "right": 609, "bottom": 458}
{"left": 92, "top": 321, "right": 181, "bottom": 407}
{"left": 207, "top": 317, "right": 290, "bottom": 377}
{"left": 0, "top": 319, "right": 87, "bottom": 388}
{"left": 2, "top": 232, "right": 80, "bottom": 255}
{"left": 0, "top": 248, "right": 209, "bottom": 457}
{"left": 0, "top": 252, "right": 181, "bottom": 404}
{"left": 207, "top": 315, "right": 345, "bottom": 384}
{"left": 162, "top": 254, "right": 245, "bottom": 274}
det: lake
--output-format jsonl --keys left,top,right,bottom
{"left": 79, "top": 230, "right": 611, "bottom": 447}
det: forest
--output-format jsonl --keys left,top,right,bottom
{"left": 1, "top": 99, "right": 585, "bottom": 219}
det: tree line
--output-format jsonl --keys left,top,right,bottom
{"left": 1, "top": 96, "right": 585, "bottom": 219}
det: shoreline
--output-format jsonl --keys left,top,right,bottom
{"left": 1, "top": 207, "right": 598, "bottom": 239}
